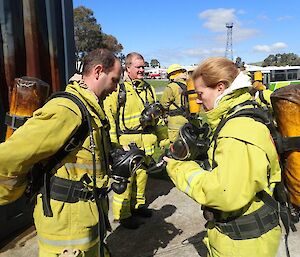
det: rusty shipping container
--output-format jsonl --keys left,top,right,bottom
{"left": 0, "top": 0, "right": 76, "bottom": 244}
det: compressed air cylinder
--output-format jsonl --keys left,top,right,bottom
{"left": 271, "top": 84, "right": 300, "bottom": 207}
{"left": 254, "top": 71, "right": 263, "bottom": 81}
{"left": 5, "top": 77, "right": 50, "bottom": 139}
{"left": 187, "top": 78, "right": 200, "bottom": 114}
{"left": 252, "top": 71, "right": 266, "bottom": 91}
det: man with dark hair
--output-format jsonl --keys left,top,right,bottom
{"left": 0, "top": 48, "right": 121, "bottom": 257}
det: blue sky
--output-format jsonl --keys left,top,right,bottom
{"left": 73, "top": 0, "right": 300, "bottom": 67}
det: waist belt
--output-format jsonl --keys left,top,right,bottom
{"left": 168, "top": 109, "right": 185, "bottom": 116}
{"left": 5, "top": 113, "right": 30, "bottom": 129}
{"left": 119, "top": 127, "right": 154, "bottom": 135}
{"left": 48, "top": 176, "right": 108, "bottom": 203}
{"left": 214, "top": 204, "right": 279, "bottom": 240}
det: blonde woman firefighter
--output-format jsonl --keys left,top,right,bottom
{"left": 164, "top": 57, "right": 282, "bottom": 257}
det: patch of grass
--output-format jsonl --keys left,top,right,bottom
{"left": 145, "top": 79, "right": 168, "bottom": 89}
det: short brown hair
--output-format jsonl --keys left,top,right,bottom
{"left": 82, "top": 48, "right": 117, "bottom": 75}
{"left": 192, "top": 57, "right": 239, "bottom": 89}
{"left": 124, "top": 52, "right": 144, "bottom": 69}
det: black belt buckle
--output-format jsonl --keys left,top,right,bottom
{"left": 78, "top": 187, "right": 93, "bottom": 201}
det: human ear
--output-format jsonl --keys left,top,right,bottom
{"left": 94, "top": 64, "right": 104, "bottom": 79}
{"left": 217, "top": 82, "right": 225, "bottom": 93}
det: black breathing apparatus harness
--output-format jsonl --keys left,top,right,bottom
{"left": 167, "top": 81, "right": 193, "bottom": 119}
{"left": 24, "top": 91, "right": 110, "bottom": 257}
{"left": 116, "top": 80, "right": 164, "bottom": 137}
{"left": 23, "top": 88, "right": 152, "bottom": 257}
{"left": 207, "top": 99, "right": 298, "bottom": 257}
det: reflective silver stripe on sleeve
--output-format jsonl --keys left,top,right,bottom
{"left": 184, "top": 171, "right": 202, "bottom": 194}
{"left": 0, "top": 176, "right": 26, "bottom": 186}
{"left": 123, "top": 113, "right": 141, "bottom": 121}
{"left": 65, "top": 163, "right": 102, "bottom": 172}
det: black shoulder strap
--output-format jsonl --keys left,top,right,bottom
{"left": 116, "top": 83, "right": 128, "bottom": 138}
{"left": 41, "top": 91, "right": 91, "bottom": 217}
{"left": 211, "top": 101, "right": 270, "bottom": 169}
{"left": 175, "top": 81, "right": 187, "bottom": 92}
{"left": 47, "top": 92, "right": 90, "bottom": 157}
{"left": 143, "top": 80, "right": 155, "bottom": 101}
{"left": 117, "top": 83, "right": 126, "bottom": 107}
{"left": 168, "top": 81, "right": 189, "bottom": 117}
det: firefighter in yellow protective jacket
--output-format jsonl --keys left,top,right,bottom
{"left": 0, "top": 49, "right": 122, "bottom": 257}
{"left": 160, "top": 64, "right": 189, "bottom": 143}
{"left": 104, "top": 52, "right": 166, "bottom": 229}
{"left": 164, "top": 57, "right": 282, "bottom": 257}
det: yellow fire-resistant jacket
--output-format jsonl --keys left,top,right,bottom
{"left": 160, "top": 80, "right": 189, "bottom": 142}
{"left": 0, "top": 81, "right": 111, "bottom": 255}
{"left": 104, "top": 79, "right": 165, "bottom": 155}
{"left": 166, "top": 89, "right": 282, "bottom": 257}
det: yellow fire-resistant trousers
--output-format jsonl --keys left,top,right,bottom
{"left": 112, "top": 167, "right": 148, "bottom": 220}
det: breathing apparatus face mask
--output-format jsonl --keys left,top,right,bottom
{"left": 110, "top": 143, "right": 145, "bottom": 194}
{"left": 139, "top": 101, "right": 165, "bottom": 128}
{"left": 169, "top": 123, "right": 210, "bottom": 161}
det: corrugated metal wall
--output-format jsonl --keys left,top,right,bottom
{"left": 0, "top": 0, "right": 76, "bottom": 243}
{"left": 0, "top": 0, "right": 76, "bottom": 142}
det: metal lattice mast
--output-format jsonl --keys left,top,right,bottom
{"left": 225, "top": 23, "right": 233, "bottom": 60}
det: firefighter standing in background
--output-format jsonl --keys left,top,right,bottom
{"left": 104, "top": 52, "right": 166, "bottom": 229}
{"left": 160, "top": 64, "right": 189, "bottom": 143}
{"left": 164, "top": 57, "right": 282, "bottom": 257}
{"left": 250, "top": 71, "right": 274, "bottom": 110}
{"left": 0, "top": 49, "right": 122, "bottom": 257}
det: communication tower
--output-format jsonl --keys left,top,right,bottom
{"left": 225, "top": 22, "right": 233, "bottom": 60}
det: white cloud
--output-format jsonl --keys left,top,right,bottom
{"left": 199, "top": 8, "right": 237, "bottom": 32}
{"left": 253, "top": 42, "right": 287, "bottom": 53}
{"left": 182, "top": 47, "right": 224, "bottom": 57}
{"left": 198, "top": 8, "right": 259, "bottom": 42}
{"left": 146, "top": 47, "right": 226, "bottom": 67}
{"left": 277, "top": 15, "right": 293, "bottom": 21}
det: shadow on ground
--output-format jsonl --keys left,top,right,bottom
{"left": 107, "top": 204, "right": 182, "bottom": 257}
{"left": 106, "top": 176, "right": 182, "bottom": 257}
{"left": 182, "top": 231, "right": 207, "bottom": 257}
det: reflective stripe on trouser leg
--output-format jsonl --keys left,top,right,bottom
{"left": 132, "top": 167, "right": 148, "bottom": 210}
{"left": 112, "top": 174, "right": 135, "bottom": 220}
{"left": 37, "top": 225, "right": 99, "bottom": 256}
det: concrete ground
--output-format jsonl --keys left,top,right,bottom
{"left": 0, "top": 176, "right": 299, "bottom": 257}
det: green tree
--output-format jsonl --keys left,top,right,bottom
{"left": 150, "top": 59, "right": 160, "bottom": 68}
{"left": 117, "top": 53, "right": 126, "bottom": 66}
{"left": 262, "top": 53, "right": 300, "bottom": 66}
{"left": 74, "top": 6, "right": 102, "bottom": 61}
{"left": 74, "top": 6, "right": 123, "bottom": 66}
{"left": 102, "top": 34, "right": 123, "bottom": 53}
{"left": 235, "top": 57, "right": 245, "bottom": 70}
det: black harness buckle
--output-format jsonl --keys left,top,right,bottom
{"left": 78, "top": 187, "right": 94, "bottom": 201}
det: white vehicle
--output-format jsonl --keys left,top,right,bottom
{"left": 144, "top": 68, "right": 167, "bottom": 79}
{"left": 246, "top": 64, "right": 300, "bottom": 91}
